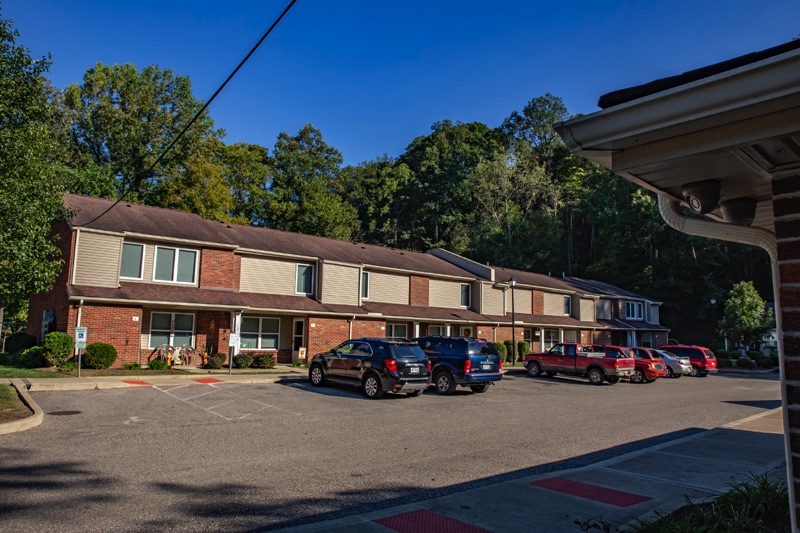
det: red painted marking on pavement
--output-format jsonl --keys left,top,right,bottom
{"left": 529, "top": 478, "right": 652, "bottom": 507}
{"left": 374, "top": 509, "right": 492, "bottom": 533}
{"left": 122, "top": 380, "right": 151, "bottom": 386}
{"left": 194, "top": 377, "right": 223, "bottom": 384}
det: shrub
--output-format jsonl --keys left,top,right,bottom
{"left": 252, "top": 354, "right": 276, "bottom": 369}
{"left": 203, "top": 352, "right": 227, "bottom": 369}
{"left": 716, "top": 357, "right": 732, "bottom": 368}
{"left": 736, "top": 357, "right": 757, "bottom": 370}
{"left": 84, "top": 342, "right": 117, "bottom": 369}
{"left": 15, "top": 346, "right": 45, "bottom": 368}
{"left": 147, "top": 359, "right": 168, "bottom": 370}
{"left": 517, "top": 341, "right": 530, "bottom": 358}
{"left": 503, "top": 340, "right": 515, "bottom": 361}
{"left": 756, "top": 357, "right": 774, "bottom": 369}
{"left": 234, "top": 354, "right": 254, "bottom": 368}
{"left": 122, "top": 362, "right": 141, "bottom": 370}
{"left": 0, "top": 353, "right": 13, "bottom": 365}
{"left": 747, "top": 350, "right": 765, "bottom": 360}
{"left": 770, "top": 353, "right": 779, "bottom": 365}
{"left": 715, "top": 349, "right": 729, "bottom": 358}
{"left": 5, "top": 331, "right": 35, "bottom": 354}
{"left": 43, "top": 332, "right": 74, "bottom": 367}
{"left": 59, "top": 360, "right": 78, "bottom": 372}
{"left": 728, "top": 350, "right": 741, "bottom": 360}
{"left": 494, "top": 342, "right": 507, "bottom": 362}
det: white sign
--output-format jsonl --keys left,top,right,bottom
{"left": 228, "top": 332, "right": 240, "bottom": 347}
{"left": 75, "top": 327, "right": 88, "bottom": 349}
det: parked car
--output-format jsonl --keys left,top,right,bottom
{"left": 661, "top": 345, "right": 718, "bottom": 377}
{"left": 411, "top": 336, "right": 502, "bottom": 394}
{"left": 523, "top": 343, "right": 635, "bottom": 385}
{"left": 308, "top": 338, "right": 431, "bottom": 399}
{"left": 630, "top": 347, "right": 667, "bottom": 383}
{"left": 653, "top": 348, "right": 692, "bottom": 378}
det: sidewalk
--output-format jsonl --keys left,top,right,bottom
{"left": 2, "top": 370, "right": 788, "bottom": 532}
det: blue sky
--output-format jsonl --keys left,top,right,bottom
{"left": 6, "top": 1, "right": 800, "bottom": 166}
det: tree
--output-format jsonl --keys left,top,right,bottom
{"left": 0, "top": 10, "right": 66, "bottom": 317}
{"left": 222, "top": 142, "right": 272, "bottom": 225}
{"left": 720, "top": 281, "right": 774, "bottom": 350}
{"left": 500, "top": 93, "right": 569, "bottom": 173}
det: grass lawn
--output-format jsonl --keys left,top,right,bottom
{"left": 0, "top": 384, "right": 29, "bottom": 411}
{"left": 0, "top": 366, "right": 70, "bottom": 379}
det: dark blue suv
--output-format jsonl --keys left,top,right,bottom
{"left": 308, "top": 338, "right": 431, "bottom": 399}
{"left": 411, "top": 336, "right": 502, "bottom": 394}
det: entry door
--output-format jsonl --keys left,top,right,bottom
{"left": 292, "top": 319, "right": 305, "bottom": 360}
{"left": 460, "top": 326, "right": 473, "bottom": 338}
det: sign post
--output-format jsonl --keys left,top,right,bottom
{"left": 74, "top": 327, "right": 87, "bottom": 378}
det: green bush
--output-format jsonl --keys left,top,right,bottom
{"left": 59, "top": 360, "right": 78, "bottom": 372}
{"left": 122, "top": 362, "right": 141, "bottom": 370}
{"left": 715, "top": 349, "right": 729, "bottom": 358}
{"left": 84, "top": 342, "right": 117, "bottom": 369}
{"left": 0, "top": 353, "right": 13, "bottom": 365}
{"left": 203, "top": 352, "right": 227, "bottom": 369}
{"left": 756, "top": 357, "right": 774, "bottom": 369}
{"left": 736, "top": 357, "right": 757, "bottom": 370}
{"left": 517, "top": 341, "right": 530, "bottom": 358}
{"left": 15, "top": 346, "right": 45, "bottom": 368}
{"left": 43, "top": 331, "right": 74, "bottom": 367}
{"left": 770, "top": 353, "right": 779, "bottom": 365}
{"left": 503, "top": 340, "right": 515, "bottom": 361}
{"left": 147, "top": 359, "right": 168, "bottom": 370}
{"left": 493, "top": 342, "right": 507, "bottom": 361}
{"left": 716, "top": 357, "right": 732, "bottom": 368}
{"left": 5, "top": 331, "right": 36, "bottom": 354}
{"left": 252, "top": 354, "right": 276, "bottom": 369}
{"left": 234, "top": 354, "right": 254, "bottom": 368}
{"left": 728, "top": 350, "right": 741, "bottom": 360}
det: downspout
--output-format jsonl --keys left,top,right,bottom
{"left": 658, "top": 195, "right": 791, "bottom": 520}
{"left": 349, "top": 316, "right": 355, "bottom": 339}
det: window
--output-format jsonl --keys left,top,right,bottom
{"left": 154, "top": 246, "right": 197, "bottom": 284}
{"left": 240, "top": 317, "right": 280, "bottom": 350}
{"left": 543, "top": 329, "right": 559, "bottom": 350}
{"left": 336, "top": 341, "right": 372, "bottom": 355}
{"left": 428, "top": 325, "right": 445, "bottom": 336}
{"left": 150, "top": 312, "right": 194, "bottom": 349}
{"left": 563, "top": 296, "right": 572, "bottom": 316}
{"left": 596, "top": 299, "right": 611, "bottom": 319}
{"left": 386, "top": 323, "right": 407, "bottom": 340}
{"left": 120, "top": 243, "right": 144, "bottom": 279}
{"left": 296, "top": 264, "right": 314, "bottom": 294}
{"left": 626, "top": 301, "right": 644, "bottom": 320}
{"left": 41, "top": 309, "right": 56, "bottom": 342}
{"left": 460, "top": 283, "right": 471, "bottom": 308}
{"left": 361, "top": 271, "right": 370, "bottom": 299}
{"left": 523, "top": 328, "right": 532, "bottom": 343}
{"left": 641, "top": 332, "right": 653, "bottom": 348}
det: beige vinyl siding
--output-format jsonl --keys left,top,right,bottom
{"left": 368, "top": 271, "right": 410, "bottom": 305}
{"left": 649, "top": 304, "right": 660, "bottom": 324}
{"left": 73, "top": 231, "right": 123, "bottom": 288}
{"left": 322, "top": 263, "right": 359, "bottom": 305}
{"left": 515, "top": 289, "right": 532, "bottom": 314}
{"left": 429, "top": 279, "right": 463, "bottom": 308}
{"left": 580, "top": 298, "right": 595, "bottom": 321}
{"left": 482, "top": 284, "right": 504, "bottom": 315}
{"left": 239, "top": 256, "right": 298, "bottom": 295}
{"left": 543, "top": 292, "right": 568, "bottom": 316}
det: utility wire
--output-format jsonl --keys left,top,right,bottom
{"left": 82, "top": 0, "right": 299, "bottom": 226}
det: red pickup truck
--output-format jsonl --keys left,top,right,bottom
{"left": 523, "top": 343, "right": 636, "bottom": 385}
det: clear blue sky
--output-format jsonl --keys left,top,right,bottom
{"left": 6, "top": 0, "right": 800, "bottom": 166}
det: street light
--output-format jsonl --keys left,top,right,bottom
{"left": 510, "top": 278, "right": 517, "bottom": 365}
{"left": 710, "top": 298, "right": 717, "bottom": 346}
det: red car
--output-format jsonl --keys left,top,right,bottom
{"left": 630, "top": 347, "right": 667, "bottom": 383}
{"left": 661, "top": 345, "right": 718, "bottom": 377}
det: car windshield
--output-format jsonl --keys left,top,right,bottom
{"left": 393, "top": 344, "right": 427, "bottom": 360}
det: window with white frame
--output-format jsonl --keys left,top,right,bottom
{"left": 150, "top": 312, "right": 194, "bottom": 349}
{"left": 153, "top": 246, "right": 197, "bottom": 284}
{"left": 543, "top": 329, "right": 559, "bottom": 350}
{"left": 523, "top": 328, "right": 533, "bottom": 343}
{"left": 361, "top": 271, "right": 370, "bottom": 299}
{"left": 240, "top": 317, "right": 280, "bottom": 350}
{"left": 120, "top": 242, "right": 144, "bottom": 279}
{"left": 625, "top": 301, "right": 644, "bottom": 320}
{"left": 563, "top": 296, "right": 572, "bottom": 316}
{"left": 460, "top": 283, "right": 471, "bottom": 308}
{"left": 428, "top": 325, "right": 445, "bottom": 336}
{"left": 296, "top": 264, "right": 314, "bottom": 295}
{"left": 386, "top": 323, "right": 407, "bottom": 340}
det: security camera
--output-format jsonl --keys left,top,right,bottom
{"left": 682, "top": 179, "right": 721, "bottom": 214}
{"left": 720, "top": 197, "right": 757, "bottom": 226}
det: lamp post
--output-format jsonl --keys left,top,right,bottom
{"left": 710, "top": 298, "right": 717, "bottom": 347}
{"left": 510, "top": 278, "right": 517, "bottom": 365}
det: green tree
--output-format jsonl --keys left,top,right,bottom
{"left": 500, "top": 93, "right": 570, "bottom": 173}
{"left": 261, "top": 124, "right": 358, "bottom": 240}
{"left": 0, "top": 10, "right": 66, "bottom": 317}
{"left": 720, "top": 281, "right": 774, "bottom": 350}
{"left": 222, "top": 142, "right": 271, "bottom": 225}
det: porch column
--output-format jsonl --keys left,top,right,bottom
{"left": 413, "top": 321, "right": 420, "bottom": 338}
{"left": 230, "top": 311, "right": 242, "bottom": 356}
{"left": 445, "top": 323, "right": 451, "bottom": 336}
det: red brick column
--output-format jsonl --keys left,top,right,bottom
{"left": 79, "top": 304, "right": 143, "bottom": 367}
{"left": 410, "top": 276, "right": 429, "bottom": 306}
{"left": 533, "top": 291, "right": 544, "bottom": 314}
{"left": 199, "top": 248, "right": 239, "bottom": 289}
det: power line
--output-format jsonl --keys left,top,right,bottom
{"left": 82, "top": 0, "right": 299, "bottom": 226}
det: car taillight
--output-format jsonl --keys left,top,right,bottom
{"left": 499, "top": 359, "right": 503, "bottom": 370}
{"left": 464, "top": 360, "right": 472, "bottom": 374}
{"left": 427, "top": 360, "right": 432, "bottom": 372}
{"left": 386, "top": 359, "right": 397, "bottom": 373}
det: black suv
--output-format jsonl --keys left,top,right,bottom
{"left": 411, "top": 336, "right": 502, "bottom": 394}
{"left": 308, "top": 338, "right": 431, "bottom": 399}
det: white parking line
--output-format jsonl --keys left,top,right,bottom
{"left": 153, "top": 383, "right": 303, "bottom": 420}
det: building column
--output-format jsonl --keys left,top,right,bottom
{"left": 413, "top": 321, "right": 420, "bottom": 338}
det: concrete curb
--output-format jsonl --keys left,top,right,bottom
{"left": 0, "top": 379, "right": 44, "bottom": 435}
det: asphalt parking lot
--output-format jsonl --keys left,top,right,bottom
{"left": 1, "top": 371, "right": 781, "bottom": 532}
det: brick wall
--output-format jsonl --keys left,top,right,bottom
{"left": 195, "top": 311, "right": 231, "bottom": 355}
{"left": 79, "top": 304, "right": 143, "bottom": 367}
{"left": 654, "top": 332, "right": 669, "bottom": 348}
{"left": 28, "top": 223, "right": 75, "bottom": 342}
{"left": 533, "top": 291, "right": 544, "bottom": 314}
{"left": 199, "top": 248, "right": 239, "bottom": 289}
{"left": 410, "top": 276, "right": 430, "bottom": 306}
{"left": 592, "top": 330, "right": 612, "bottom": 345}
{"left": 352, "top": 319, "right": 385, "bottom": 339}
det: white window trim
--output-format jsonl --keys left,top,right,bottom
{"left": 361, "top": 271, "right": 370, "bottom": 300}
{"left": 152, "top": 245, "right": 199, "bottom": 285}
{"left": 149, "top": 311, "right": 195, "bottom": 349}
{"left": 295, "top": 263, "right": 315, "bottom": 295}
{"left": 386, "top": 323, "right": 408, "bottom": 339}
{"left": 429, "top": 324, "right": 445, "bottom": 336}
{"left": 626, "top": 301, "right": 644, "bottom": 320}
{"left": 120, "top": 242, "right": 145, "bottom": 280}
{"left": 240, "top": 316, "right": 281, "bottom": 351}
{"left": 460, "top": 283, "right": 471, "bottom": 308}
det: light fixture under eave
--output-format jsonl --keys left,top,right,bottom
{"left": 719, "top": 197, "right": 757, "bottom": 226}
{"left": 681, "top": 179, "right": 721, "bottom": 214}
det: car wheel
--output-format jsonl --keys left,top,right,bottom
{"left": 470, "top": 383, "right": 491, "bottom": 393}
{"left": 587, "top": 367, "right": 605, "bottom": 385}
{"left": 309, "top": 364, "right": 326, "bottom": 386}
{"left": 664, "top": 366, "right": 674, "bottom": 378}
{"left": 606, "top": 377, "right": 620, "bottom": 384}
{"left": 546, "top": 371, "right": 557, "bottom": 377}
{"left": 698, "top": 371, "right": 709, "bottom": 378}
{"left": 434, "top": 371, "right": 457, "bottom": 394}
{"left": 630, "top": 368, "right": 645, "bottom": 384}
{"left": 407, "top": 389, "right": 423, "bottom": 397}
{"left": 526, "top": 362, "right": 542, "bottom": 377}
{"left": 673, "top": 373, "right": 682, "bottom": 379}
{"left": 690, "top": 365, "right": 700, "bottom": 377}
{"left": 362, "top": 373, "right": 384, "bottom": 399}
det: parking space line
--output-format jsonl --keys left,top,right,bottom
{"left": 155, "top": 384, "right": 192, "bottom": 393}
{"left": 182, "top": 389, "right": 221, "bottom": 401}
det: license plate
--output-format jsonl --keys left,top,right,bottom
{"left": 481, "top": 363, "right": 492, "bottom": 370}
{"left": 409, "top": 367, "right": 419, "bottom": 373}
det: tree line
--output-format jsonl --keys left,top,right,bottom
{"left": 0, "top": 9, "right": 772, "bottom": 345}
